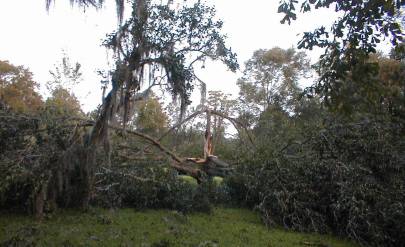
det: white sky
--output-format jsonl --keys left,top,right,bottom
{"left": 0, "top": 0, "right": 339, "bottom": 112}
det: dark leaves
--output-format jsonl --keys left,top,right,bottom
{"left": 278, "top": 0, "right": 405, "bottom": 113}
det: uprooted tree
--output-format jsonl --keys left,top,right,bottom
{"left": 47, "top": 0, "right": 239, "bottom": 212}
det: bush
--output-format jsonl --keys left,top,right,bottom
{"left": 0, "top": 109, "right": 55, "bottom": 214}
{"left": 93, "top": 166, "right": 219, "bottom": 213}
{"left": 0, "top": 107, "right": 94, "bottom": 214}
{"left": 226, "top": 116, "right": 405, "bottom": 246}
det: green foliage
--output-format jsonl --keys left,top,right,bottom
{"left": 0, "top": 59, "right": 86, "bottom": 213}
{"left": 0, "top": 87, "right": 90, "bottom": 214}
{"left": 206, "top": 90, "right": 236, "bottom": 153}
{"left": 45, "top": 86, "right": 83, "bottom": 117}
{"left": 0, "top": 60, "right": 43, "bottom": 114}
{"left": 227, "top": 115, "right": 405, "bottom": 246}
{"left": 368, "top": 53, "right": 405, "bottom": 117}
{"left": 228, "top": 45, "right": 405, "bottom": 246}
{"left": 279, "top": 0, "right": 403, "bottom": 50}
{"left": 93, "top": 165, "right": 216, "bottom": 213}
{"left": 0, "top": 107, "right": 79, "bottom": 213}
{"left": 237, "top": 47, "right": 310, "bottom": 119}
{"left": 134, "top": 95, "right": 168, "bottom": 136}
{"left": 311, "top": 49, "right": 405, "bottom": 114}
{"left": 390, "top": 43, "right": 405, "bottom": 61}
{"left": 103, "top": 0, "right": 238, "bottom": 121}
{"left": 45, "top": 53, "right": 84, "bottom": 117}
{"left": 278, "top": 0, "right": 404, "bottom": 113}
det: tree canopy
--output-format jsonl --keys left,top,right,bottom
{"left": 0, "top": 60, "right": 43, "bottom": 113}
{"left": 99, "top": 0, "right": 238, "bottom": 131}
{"left": 278, "top": 0, "right": 405, "bottom": 112}
{"left": 237, "top": 47, "right": 310, "bottom": 118}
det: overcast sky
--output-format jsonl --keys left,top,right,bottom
{"left": 0, "top": 0, "right": 340, "bottom": 112}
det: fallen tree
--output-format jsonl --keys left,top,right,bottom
{"left": 0, "top": 103, "right": 252, "bottom": 218}
{"left": 1, "top": 0, "right": 242, "bottom": 217}
{"left": 50, "top": 0, "right": 239, "bottom": 210}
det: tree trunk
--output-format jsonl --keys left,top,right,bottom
{"left": 202, "top": 156, "right": 232, "bottom": 177}
{"left": 33, "top": 183, "right": 47, "bottom": 220}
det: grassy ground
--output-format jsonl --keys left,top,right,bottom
{"left": 0, "top": 207, "right": 357, "bottom": 247}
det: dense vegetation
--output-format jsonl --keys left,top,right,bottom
{"left": 1, "top": 0, "right": 404, "bottom": 246}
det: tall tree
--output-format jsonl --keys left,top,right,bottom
{"left": 45, "top": 87, "right": 83, "bottom": 117}
{"left": 134, "top": 94, "right": 168, "bottom": 136}
{"left": 369, "top": 52, "right": 405, "bottom": 117}
{"left": 237, "top": 47, "right": 310, "bottom": 118}
{"left": 0, "top": 60, "right": 43, "bottom": 113}
{"left": 206, "top": 90, "right": 236, "bottom": 150}
{"left": 45, "top": 52, "right": 84, "bottom": 117}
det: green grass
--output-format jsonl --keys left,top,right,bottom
{"left": 0, "top": 207, "right": 357, "bottom": 247}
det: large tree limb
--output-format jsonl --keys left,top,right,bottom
{"left": 107, "top": 124, "right": 202, "bottom": 180}
{"left": 109, "top": 124, "right": 183, "bottom": 163}
{"left": 107, "top": 123, "right": 232, "bottom": 181}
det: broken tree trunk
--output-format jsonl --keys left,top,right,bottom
{"left": 202, "top": 156, "right": 232, "bottom": 177}
{"left": 183, "top": 109, "right": 234, "bottom": 179}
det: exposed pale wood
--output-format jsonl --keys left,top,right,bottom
{"left": 204, "top": 109, "right": 212, "bottom": 159}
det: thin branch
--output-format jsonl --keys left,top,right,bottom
{"left": 138, "top": 109, "right": 204, "bottom": 155}
{"left": 158, "top": 110, "right": 205, "bottom": 142}
{"left": 108, "top": 124, "right": 183, "bottom": 163}
{"left": 210, "top": 109, "right": 256, "bottom": 148}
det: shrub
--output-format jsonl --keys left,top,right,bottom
{"left": 93, "top": 166, "right": 217, "bottom": 213}
{"left": 226, "top": 116, "right": 405, "bottom": 246}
